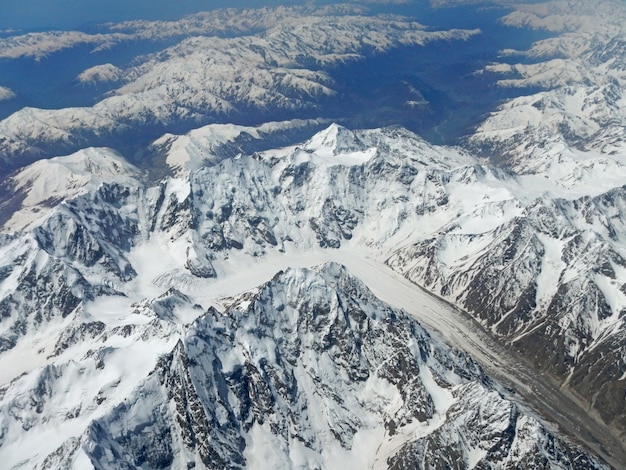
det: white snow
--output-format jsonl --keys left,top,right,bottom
{"left": 0, "top": 332, "right": 177, "bottom": 469}
{"left": 0, "top": 0, "right": 624, "bottom": 464}
{"left": 0, "top": 7, "right": 481, "bottom": 169}
{"left": 0, "top": 85, "right": 15, "bottom": 102}
{"left": 289, "top": 146, "right": 377, "bottom": 168}
{"left": 2, "top": 147, "right": 141, "bottom": 232}
{"left": 76, "top": 64, "right": 123, "bottom": 85}
{"left": 534, "top": 233, "right": 566, "bottom": 310}
{"left": 0, "top": 317, "right": 71, "bottom": 385}
{"left": 245, "top": 424, "right": 292, "bottom": 469}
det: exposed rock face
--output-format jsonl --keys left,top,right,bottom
{"left": 7, "top": 264, "right": 601, "bottom": 469}
{"left": 388, "top": 188, "right": 626, "bottom": 435}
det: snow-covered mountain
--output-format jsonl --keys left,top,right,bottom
{"left": 150, "top": 119, "right": 330, "bottom": 176}
{"left": 0, "top": 6, "right": 479, "bottom": 173}
{"left": 0, "top": 147, "right": 142, "bottom": 232}
{"left": 3, "top": 0, "right": 626, "bottom": 468}
{"left": 388, "top": 187, "right": 626, "bottom": 434}
{"left": 0, "top": 259, "right": 607, "bottom": 469}
{"left": 0, "top": 122, "right": 623, "bottom": 467}
{"left": 470, "top": 0, "right": 626, "bottom": 167}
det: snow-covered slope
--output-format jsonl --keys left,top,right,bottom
{"left": 3, "top": 1, "right": 626, "bottom": 467}
{"left": 416, "top": 2, "right": 626, "bottom": 438}
{"left": 151, "top": 119, "right": 329, "bottom": 175}
{"left": 0, "top": 147, "right": 142, "bottom": 232}
{"left": 76, "top": 64, "right": 123, "bottom": 86}
{"left": 0, "top": 262, "right": 606, "bottom": 469}
{"left": 388, "top": 188, "right": 626, "bottom": 430}
{"left": 470, "top": 0, "right": 626, "bottom": 168}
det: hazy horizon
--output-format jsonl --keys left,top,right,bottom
{"left": 0, "top": 0, "right": 301, "bottom": 31}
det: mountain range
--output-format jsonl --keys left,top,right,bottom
{"left": 1, "top": 0, "right": 626, "bottom": 468}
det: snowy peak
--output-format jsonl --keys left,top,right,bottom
{"left": 388, "top": 184, "right": 626, "bottom": 437}
{"left": 154, "top": 119, "right": 327, "bottom": 175}
{"left": 35, "top": 263, "right": 605, "bottom": 469}
{"left": 0, "top": 7, "right": 480, "bottom": 171}
{"left": 76, "top": 64, "right": 123, "bottom": 86}
{"left": 2, "top": 1, "right": 626, "bottom": 466}
{"left": 303, "top": 123, "right": 366, "bottom": 156}
{"left": 470, "top": 1, "right": 626, "bottom": 172}
{"left": 0, "top": 147, "right": 141, "bottom": 232}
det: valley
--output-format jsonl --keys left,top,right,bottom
{"left": 1, "top": 1, "right": 626, "bottom": 468}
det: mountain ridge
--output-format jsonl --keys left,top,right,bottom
{"left": 0, "top": 122, "right": 624, "bottom": 467}
{"left": 2, "top": 1, "right": 626, "bottom": 467}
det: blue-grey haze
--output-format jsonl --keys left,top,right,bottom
{"left": 0, "top": 0, "right": 298, "bottom": 31}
